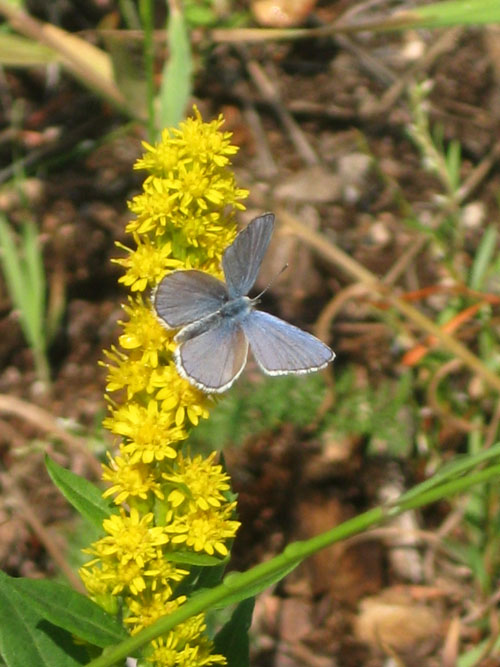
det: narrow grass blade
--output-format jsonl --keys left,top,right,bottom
{"left": 159, "top": 4, "right": 192, "bottom": 128}
{"left": 0, "top": 216, "right": 50, "bottom": 382}
{"left": 0, "top": 216, "right": 34, "bottom": 348}
{"left": 469, "top": 225, "right": 497, "bottom": 291}
{"left": 410, "top": 0, "right": 500, "bottom": 27}
{"left": 23, "top": 221, "right": 46, "bottom": 349}
{"left": 0, "top": 3, "right": 136, "bottom": 117}
{"left": 0, "top": 33, "right": 57, "bottom": 66}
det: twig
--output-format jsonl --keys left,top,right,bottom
{"left": 368, "top": 27, "right": 462, "bottom": 116}
{"left": 241, "top": 98, "right": 278, "bottom": 179}
{"left": 0, "top": 394, "right": 103, "bottom": 478}
{"left": 382, "top": 235, "right": 428, "bottom": 286}
{"left": 278, "top": 208, "right": 500, "bottom": 395}
{"left": 1, "top": 472, "right": 86, "bottom": 592}
{"left": 237, "top": 46, "right": 320, "bottom": 166}
{"left": 315, "top": 283, "right": 369, "bottom": 342}
{"left": 0, "top": 1, "right": 135, "bottom": 118}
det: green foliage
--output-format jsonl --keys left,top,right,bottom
{"left": 190, "top": 371, "right": 417, "bottom": 458}
{"left": 409, "top": 0, "right": 500, "bottom": 28}
{"left": 0, "top": 215, "right": 54, "bottom": 385}
{"left": 0, "top": 572, "right": 91, "bottom": 666}
{"left": 326, "top": 370, "right": 417, "bottom": 458}
{"left": 214, "top": 598, "right": 254, "bottom": 667}
{"left": 408, "top": 81, "right": 463, "bottom": 208}
{"left": 81, "top": 449, "right": 500, "bottom": 667}
{"left": 189, "top": 373, "right": 329, "bottom": 450}
{"left": 159, "top": 5, "right": 193, "bottom": 129}
{"left": 1, "top": 574, "right": 127, "bottom": 648}
{"left": 45, "top": 457, "right": 116, "bottom": 530}
{"left": 441, "top": 431, "right": 500, "bottom": 597}
{"left": 469, "top": 225, "right": 498, "bottom": 291}
{"left": 184, "top": 0, "right": 249, "bottom": 28}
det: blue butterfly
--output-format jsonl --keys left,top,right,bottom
{"left": 153, "top": 213, "right": 334, "bottom": 393}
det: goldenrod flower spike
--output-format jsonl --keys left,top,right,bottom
{"left": 80, "top": 108, "right": 248, "bottom": 665}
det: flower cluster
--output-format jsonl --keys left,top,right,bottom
{"left": 80, "top": 109, "right": 248, "bottom": 665}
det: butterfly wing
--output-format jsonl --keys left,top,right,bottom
{"left": 153, "top": 270, "right": 228, "bottom": 328}
{"left": 222, "top": 213, "right": 275, "bottom": 298}
{"left": 175, "top": 317, "right": 249, "bottom": 393}
{"left": 241, "top": 310, "right": 334, "bottom": 375}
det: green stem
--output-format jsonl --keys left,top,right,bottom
{"left": 87, "top": 461, "right": 500, "bottom": 666}
{"left": 33, "top": 345, "right": 51, "bottom": 388}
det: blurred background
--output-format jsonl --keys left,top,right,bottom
{"left": 1, "top": 1, "right": 500, "bottom": 665}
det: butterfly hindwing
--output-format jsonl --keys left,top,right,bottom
{"left": 175, "top": 317, "right": 249, "bottom": 392}
{"left": 241, "top": 310, "right": 334, "bottom": 375}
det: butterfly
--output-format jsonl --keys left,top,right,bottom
{"left": 153, "top": 213, "right": 335, "bottom": 393}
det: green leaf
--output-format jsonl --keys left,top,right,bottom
{"left": 445, "top": 139, "right": 461, "bottom": 191}
{"left": 166, "top": 550, "right": 229, "bottom": 567}
{"left": 45, "top": 456, "right": 115, "bottom": 529}
{"left": 185, "top": 4, "right": 217, "bottom": 27}
{"left": 175, "top": 562, "right": 228, "bottom": 600}
{"left": 0, "top": 572, "right": 89, "bottom": 666}
{"left": 213, "top": 560, "right": 300, "bottom": 608}
{"left": 404, "top": 0, "right": 500, "bottom": 28}
{"left": 159, "top": 5, "right": 192, "bottom": 128}
{"left": 214, "top": 598, "right": 255, "bottom": 667}
{"left": 6, "top": 576, "right": 127, "bottom": 648}
{"left": 195, "top": 561, "right": 227, "bottom": 589}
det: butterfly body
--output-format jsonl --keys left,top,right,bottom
{"left": 175, "top": 292, "right": 254, "bottom": 343}
{"left": 153, "top": 213, "right": 334, "bottom": 393}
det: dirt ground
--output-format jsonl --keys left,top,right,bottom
{"left": 1, "top": 2, "right": 500, "bottom": 666}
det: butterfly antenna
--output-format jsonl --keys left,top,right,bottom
{"left": 254, "top": 263, "right": 288, "bottom": 300}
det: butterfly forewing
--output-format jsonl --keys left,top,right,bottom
{"left": 241, "top": 310, "right": 334, "bottom": 375}
{"left": 222, "top": 213, "right": 275, "bottom": 298}
{"left": 175, "top": 318, "right": 249, "bottom": 392}
{"left": 154, "top": 270, "right": 228, "bottom": 328}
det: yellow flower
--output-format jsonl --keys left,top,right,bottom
{"left": 90, "top": 508, "right": 168, "bottom": 565}
{"left": 118, "top": 296, "right": 173, "bottom": 368}
{"left": 101, "top": 453, "right": 164, "bottom": 505}
{"left": 124, "top": 591, "right": 187, "bottom": 635}
{"left": 136, "top": 109, "right": 240, "bottom": 176}
{"left": 114, "top": 236, "right": 183, "bottom": 292}
{"left": 152, "top": 363, "right": 210, "bottom": 427}
{"left": 104, "top": 400, "right": 186, "bottom": 463}
{"left": 103, "top": 346, "right": 152, "bottom": 399}
{"left": 144, "top": 556, "right": 189, "bottom": 592}
{"left": 166, "top": 502, "right": 239, "bottom": 557}
{"left": 146, "top": 614, "right": 227, "bottom": 665}
{"left": 163, "top": 452, "right": 232, "bottom": 511}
